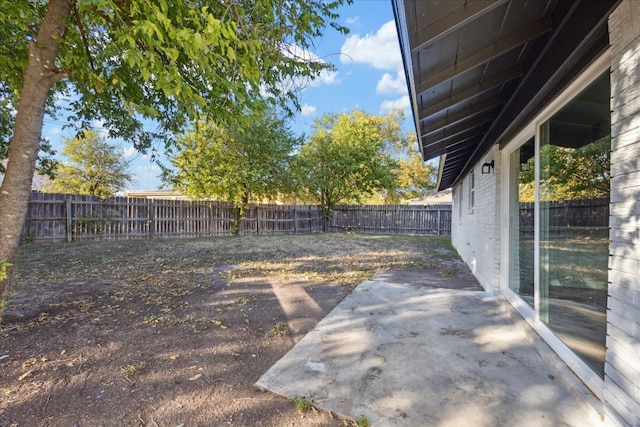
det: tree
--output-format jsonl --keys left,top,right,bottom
{"left": 44, "top": 130, "right": 133, "bottom": 197}
{"left": 519, "top": 135, "right": 610, "bottom": 202}
{"left": 395, "top": 154, "right": 437, "bottom": 200}
{"left": 169, "top": 109, "right": 301, "bottom": 206}
{"left": 356, "top": 131, "right": 437, "bottom": 204}
{"left": 386, "top": 132, "right": 436, "bottom": 202}
{"left": 0, "top": 0, "right": 349, "bottom": 320}
{"left": 293, "top": 110, "right": 400, "bottom": 223}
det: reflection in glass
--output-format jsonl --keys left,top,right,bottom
{"left": 538, "top": 72, "right": 610, "bottom": 377}
{"left": 509, "top": 138, "right": 535, "bottom": 307}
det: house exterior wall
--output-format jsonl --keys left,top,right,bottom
{"left": 605, "top": 2, "right": 640, "bottom": 426}
{"left": 452, "top": 3, "right": 640, "bottom": 420}
{"left": 398, "top": 1, "right": 640, "bottom": 424}
{"left": 451, "top": 145, "right": 501, "bottom": 293}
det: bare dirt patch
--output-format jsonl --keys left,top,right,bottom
{"left": 1, "top": 234, "right": 477, "bottom": 426}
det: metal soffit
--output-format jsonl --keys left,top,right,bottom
{"left": 393, "top": 0, "right": 620, "bottom": 190}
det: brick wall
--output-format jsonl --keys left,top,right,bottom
{"left": 451, "top": 146, "right": 501, "bottom": 292}
{"left": 606, "top": 2, "right": 640, "bottom": 426}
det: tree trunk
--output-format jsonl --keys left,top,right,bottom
{"left": 0, "top": 0, "right": 71, "bottom": 321}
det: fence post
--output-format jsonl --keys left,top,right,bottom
{"left": 293, "top": 208, "right": 298, "bottom": 234}
{"left": 65, "top": 198, "right": 72, "bottom": 242}
{"left": 208, "top": 202, "right": 213, "bottom": 236}
{"left": 437, "top": 209, "right": 441, "bottom": 236}
{"left": 148, "top": 200, "right": 155, "bottom": 238}
{"left": 256, "top": 205, "right": 261, "bottom": 236}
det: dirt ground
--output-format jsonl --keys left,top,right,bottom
{"left": 0, "top": 234, "right": 479, "bottom": 427}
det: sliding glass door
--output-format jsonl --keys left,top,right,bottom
{"left": 538, "top": 72, "right": 610, "bottom": 377}
{"left": 509, "top": 138, "right": 535, "bottom": 308}
{"left": 507, "top": 70, "right": 610, "bottom": 379}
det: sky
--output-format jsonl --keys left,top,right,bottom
{"left": 41, "top": 0, "right": 414, "bottom": 192}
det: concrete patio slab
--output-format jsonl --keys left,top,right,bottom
{"left": 256, "top": 280, "right": 599, "bottom": 427}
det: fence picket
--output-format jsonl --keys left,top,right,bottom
{"left": 20, "top": 192, "right": 462, "bottom": 243}
{"left": 22, "top": 192, "right": 335, "bottom": 242}
{"left": 330, "top": 204, "right": 452, "bottom": 236}
{"left": 18, "top": 196, "right": 596, "bottom": 241}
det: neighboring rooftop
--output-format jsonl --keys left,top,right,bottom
{"left": 407, "top": 188, "right": 452, "bottom": 205}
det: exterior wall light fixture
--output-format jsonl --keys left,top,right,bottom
{"left": 481, "top": 160, "right": 494, "bottom": 174}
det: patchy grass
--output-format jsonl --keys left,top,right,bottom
{"left": 12, "top": 233, "right": 457, "bottom": 292}
{"left": 357, "top": 415, "right": 370, "bottom": 427}
{"left": 266, "top": 321, "right": 289, "bottom": 338}
{"left": 293, "top": 394, "right": 315, "bottom": 413}
{"left": 2, "top": 233, "right": 465, "bottom": 426}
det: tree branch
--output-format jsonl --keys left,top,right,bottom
{"left": 70, "top": 0, "right": 95, "bottom": 71}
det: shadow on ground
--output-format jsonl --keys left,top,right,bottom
{"left": 257, "top": 272, "right": 595, "bottom": 427}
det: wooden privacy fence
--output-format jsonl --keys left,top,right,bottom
{"left": 519, "top": 198, "right": 609, "bottom": 229}
{"left": 22, "top": 192, "right": 454, "bottom": 243}
{"left": 22, "top": 192, "right": 325, "bottom": 243}
{"left": 331, "top": 204, "right": 452, "bottom": 236}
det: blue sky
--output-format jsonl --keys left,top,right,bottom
{"left": 290, "top": 1, "right": 410, "bottom": 135}
{"left": 42, "top": 0, "right": 412, "bottom": 191}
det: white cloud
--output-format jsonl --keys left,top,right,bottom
{"left": 122, "top": 145, "right": 138, "bottom": 159}
{"left": 345, "top": 16, "right": 360, "bottom": 25}
{"left": 380, "top": 95, "right": 410, "bottom": 115}
{"left": 282, "top": 44, "right": 340, "bottom": 89}
{"left": 136, "top": 163, "right": 161, "bottom": 173}
{"left": 300, "top": 103, "right": 317, "bottom": 117}
{"left": 340, "top": 20, "right": 402, "bottom": 71}
{"left": 91, "top": 119, "right": 106, "bottom": 133}
{"left": 309, "top": 68, "right": 340, "bottom": 87}
{"left": 376, "top": 71, "right": 407, "bottom": 95}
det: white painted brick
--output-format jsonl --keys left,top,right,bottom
{"left": 612, "top": 84, "right": 640, "bottom": 111}
{"left": 606, "top": 342, "right": 640, "bottom": 385}
{"left": 609, "top": 241, "right": 640, "bottom": 259}
{"left": 611, "top": 94, "right": 640, "bottom": 122}
{"left": 609, "top": 182, "right": 640, "bottom": 204}
{"left": 607, "top": 311, "right": 637, "bottom": 341}
{"left": 613, "top": 1, "right": 640, "bottom": 55}
{"left": 607, "top": 297, "right": 640, "bottom": 334}
{"left": 606, "top": 322, "right": 640, "bottom": 356}
{"left": 611, "top": 63, "right": 640, "bottom": 98}
{"left": 604, "top": 378, "right": 637, "bottom": 427}
{"left": 610, "top": 142, "right": 640, "bottom": 167}
{"left": 609, "top": 255, "right": 640, "bottom": 276}
{"left": 610, "top": 157, "right": 640, "bottom": 179}
{"left": 609, "top": 217, "right": 640, "bottom": 236}
{"left": 451, "top": 146, "right": 501, "bottom": 292}
{"left": 606, "top": 3, "right": 640, "bottom": 426}
{"left": 608, "top": 270, "right": 640, "bottom": 297}
{"left": 611, "top": 113, "right": 640, "bottom": 139}
{"left": 611, "top": 170, "right": 640, "bottom": 190}
{"left": 609, "top": 198, "right": 640, "bottom": 218}
{"left": 605, "top": 362, "right": 640, "bottom": 408}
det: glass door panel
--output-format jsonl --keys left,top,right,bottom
{"left": 538, "top": 72, "right": 610, "bottom": 377}
{"left": 509, "top": 138, "right": 535, "bottom": 308}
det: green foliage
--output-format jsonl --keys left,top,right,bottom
{"left": 43, "top": 130, "right": 133, "bottom": 198}
{"left": 169, "top": 109, "right": 301, "bottom": 205}
{"left": 519, "top": 135, "right": 610, "bottom": 202}
{"left": 75, "top": 210, "right": 114, "bottom": 236}
{"left": 267, "top": 321, "right": 289, "bottom": 338}
{"left": 0, "top": 260, "right": 11, "bottom": 282}
{"left": 0, "top": 0, "right": 350, "bottom": 160}
{"left": 357, "top": 415, "right": 370, "bottom": 427}
{"left": 293, "top": 110, "right": 400, "bottom": 219}
{"left": 293, "top": 394, "right": 315, "bottom": 413}
{"left": 389, "top": 132, "right": 436, "bottom": 202}
{"left": 0, "top": 85, "right": 58, "bottom": 177}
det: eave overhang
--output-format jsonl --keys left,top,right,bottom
{"left": 392, "top": 0, "right": 621, "bottom": 191}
